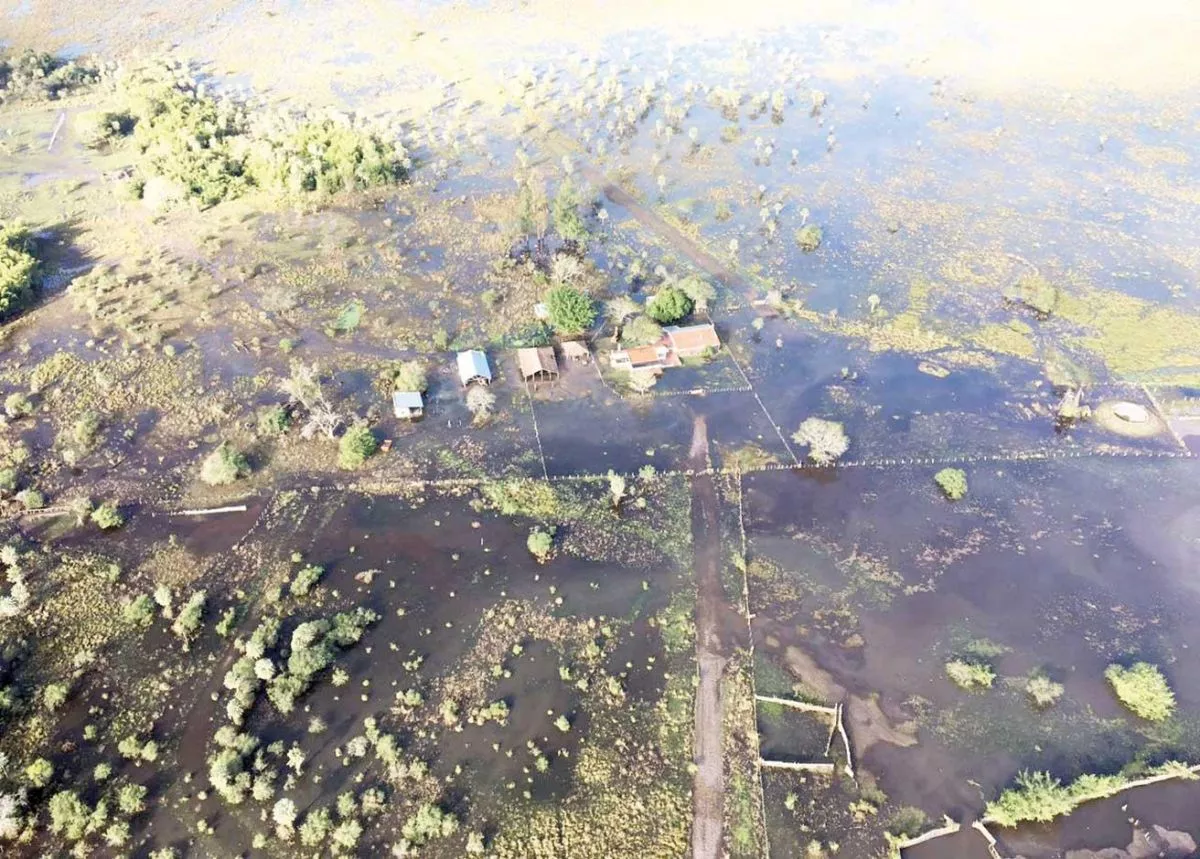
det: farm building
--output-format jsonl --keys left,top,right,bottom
{"left": 663, "top": 322, "right": 720, "bottom": 357}
{"left": 561, "top": 341, "right": 591, "bottom": 363}
{"left": 610, "top": 342, "right": 678, "bottom": 371}
{"left": 392, "top": 391, "right": 424, "bottom": 419}
{"left": 517, "top": 346, "right": 559, "bottom": 381}
{"left": 457, "top": 350, "right": 492, "bottom": 386}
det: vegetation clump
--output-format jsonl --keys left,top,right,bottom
{"left": 986, "top": 769, "right": 1126, "bottom": 827}
{"left": 527, "top": 527, "right": 554, "bottom": 563}
{"left": 934, "top": 467, "right": 968, "bottom": 500}
{"left": 388, "top": 360, "right": 428, "bottom": 393}
{"left": 545, "top": 286, "right": 596, "bottom": 335}
{"left": 945, "top": 658, "right": 996, "bottom": 690}
{"left": 1006, "top": 273, "right": 1059, "bottom": 317}
{"left": 0, "top": 222, "right": 38, "bottom": 321}
{"left": 795, "top": 224, "right": 823, "bottom": 252}
{"left": 791, "top": 418, "right": 849, "bottom": 464}
{"left": 0, "top": 50, "right": 99, "bottom": 103}
{"left": 201, "top": 443, "right": 251, "bottom": 486}
{"left": 90, "top": 502, "right": 125, "bottom": 530}
{"left": 1104, "top": 662, "right": 1175, "bottom": 721}
{"left": 622, "top": 315, "right": 665, "bottom": 347}
{"left": 1026, "top": 673, "right": 1065, "bottom": 708}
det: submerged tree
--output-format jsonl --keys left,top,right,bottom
{"left": 545, "top": 286, "right": 595, "bottom": 335}
{"left": 279, "top": 362, "right": 342, "bottom": 440}
{"left": 552, "top": 180, "right": 589, "bottom": 245}
{"left": 201, "top": 443, "right": 251, "bottom": 486}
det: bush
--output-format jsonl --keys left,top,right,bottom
{"left": 257, "top": 405, "right": 290, "bottom": 436}
{"left": 466, "top": 386, "right": 497, "bottom": 423}
{"left": 1105, "top": 662, "right": 1175, "bottom": 721}
{"left": 201, "top": 443, "right": 250, "bottom": 485}
{"left": 985, "top": 771, "right": 1073, "bottom": 827}
{"left": 391, "top": 360, "right": 428, "bottom": 393}
{"left": 551, "top": 181, "right": 588, "bottom": 244}
{"left": 0, "top": 222, "right": 37, "bottom": 321}
{"left": 123, "top": 594, "right": 156, "bottom": 628}
{"left": 338, "top": 422, "right": 377, "bottom": 469}
{"left": 645, "top": 286, "right": 693, "bottom": 324}
{"left": 791, "top": 418, "right": 849, "bottom": 465}
{"left": 527, "top": 528, "right": 553, "bottom": 562}
{"left": 934, "top": 468, "right": 968, "bottom": 500}
{"left": 401, "top": 803, "right": 458, "bottom": 846}
{"left": 25, "top": 757, "right": 53, "bottom": 788}
{"left": 15, "top": 489, "right": 44, "bottom": 510}
{"left": 290, "top": 564, "right": 324, "bottom": 598}
{"left": 4, "top": 392, "right": 32, "bottom": 418}
{"left": 48, "top": 791, "right": 92, "bottom": 841}
{"left": 795, "top": 224, "right": 823, "bottom": 252}
{"left": 545, "top": 286, "right": 595, "bottom": 335}
{"left": 91, "top": 501, "right": 124, "bottom": 530}
{"left": 1026, "top": 673, "right": 1065, "bottom": 708}
{"left": 945, "top": 659, "right": 996, "bottom": 690}
{"left": 172, "top": 590, "right": 207, "bottom": 642}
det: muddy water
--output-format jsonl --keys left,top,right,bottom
{"left": 744, "top": 455, "right": 1200, "bottom": 824}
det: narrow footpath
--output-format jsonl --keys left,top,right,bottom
{"left": 689, "top": 414, "right": 727, "bottom": 859}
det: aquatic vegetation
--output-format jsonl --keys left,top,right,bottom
{"left": 933, "top": 468, "right": 968, "bottom": 500}
{"left": 200, "top": 442, "right": 251, "bottom": 485}
{"left": 0, "top": 222, "right": 38, "bottom": 321}
{"left": 944, "top": 659, "right": 996, "bottom": 690}
{"left": 1105, "top": 662, "right": 1175, "bottom": 722}
{"left": 646, "top": 286, "right": 693, "bottom": 324}
{"left": 795, "top": 224, "right": 823, "bottom": 253}
{"left": 1025, "top": 673, "right": 1065, "bottom": 708}
{"left": 985, "top": 769, "right": 1125, "bottom": 827}
{"left": 1004, "top": 274, "right": 1059, "bottom": 317}
{"left": 545, "top": 285, "right": 596, "bottom": 334}
{"left": 791, "top": 418, "right": 849, "bottom": 465}
{"left": 338, "top": 422, "right": 378, "bottom": 469}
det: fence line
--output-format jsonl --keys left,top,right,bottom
{"left": 755, "top": 694, "right": 838, "bottom": 716}
{"left": 759, "top": 760, "right": 835, "bottom": 773}
{"left": 523, "top": 380, "right": 550, "bottom": 480}
{"left": 724, "top": 347, "right": 802, "bottom": 467}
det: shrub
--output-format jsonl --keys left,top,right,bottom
{"left": 545, "top": 286, "right": 596, "bottom": 335}
{"left": 401, "top": 803, "right": 458, "bottom": 846}
{"left": 1026, "top": 674, "right": 1065, "bottom": 708}
{"left": 91, "top": 501, "right": 124, "bottom": 530}
{"left": 257, "top": 405, "right": 290, "bottom": 436}
{"left": 42, "top": 682, "right": 69, "bottom": 712}
{"left": 0, "top": 222, "right": 37, "bottom": 321}
{"left": 4, "top": 392, "right": 32, "bottom": 418}
{"left": 201, "top": 443, "right": 250, "bottom": 485}
{"left": 945, "top": 659, "right": 996, "bottom": 690}
{"left": 72, "top": 412, "right": 102, "bottom": 449}
{"left": 172, "top": 590, "right": 207, "bottom": 642}
{"left": 480, "top": 478, "right": 561, "bottom": 519}
{"left": 934, "top": 468, "right": 968, "bottom": 500}
{"left": 985, "top": 771, "right": 1073, "bottom": 826}
{"left": 645, "top": 286, "right": 693, "bottom": 324}
{"left": 391, "top": 360, "right": 428, "bottom": 393}
{"left": 48, "top": 791, "right": 92, "bottom": 841}
{"left": 795, "top": 224, "right": 823, "bottom": 252}
{"left": 15, "top": 489, "right": 44, "bottom": 510}
{"left": 622, "top": 314, "right": 664, "bottom": 346}
{"left": 885, "top": 806, "right": 928, "bottom": 838}
{"left": 1105, "top": 662, "right": 1175, "bottom": 721}
{"left": 791, "top": 418, "right": 849, "bottom": 464}
{"left": 25, "top": 757, "right": 53, "bottom": 788}
{"left": 338, "top": 422, "right": 377, "bottom": 469}
{"left": 290, "top": 564, "right": 324, "bottom": 598}
{"left": 123, "top": 594, "right": 155, "bottom": 628}
{"left": 117, "top": 783, "right": 147, "bottom": 815}
{"left": 527, "top": 528, "right": 554, "bottom": 562}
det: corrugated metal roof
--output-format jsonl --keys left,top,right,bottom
{"left": 392, "top": 391, "right": 424, "bottom": 412}
{"left": 456, "top": 350, "right": 492, "bottom": 384}
{"left": 517, "top": 346, "right": 558, "bottom": 379}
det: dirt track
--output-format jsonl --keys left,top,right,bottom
{"left": 689, "top": 415, "right": 727, "bottom": 859}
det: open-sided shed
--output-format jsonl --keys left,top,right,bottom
{"left": 517, "top": 346, "right": 559, "bottom": 381}
{"left": 456, "top": 350, "right": 492, "bottom": 386}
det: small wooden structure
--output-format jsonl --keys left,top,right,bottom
{"left": 456, "top": 350, "right": 492, "bottom": 386}
{"left": 561, "top": 341, "right": 591, "bottom": 363}
{"left": 392, "top": 391, "right": 424, "bottom": 419}
{"left": 517, "top": 347, "right": 559, "bottom": 381}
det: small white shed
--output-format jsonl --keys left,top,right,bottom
{"left": 457, "top": 350, "right": 492, "bottom": 386}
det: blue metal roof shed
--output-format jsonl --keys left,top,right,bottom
{"left": 392, "top": 391, "right": 424, "bottom": 418}
{"left": 457, "top": 350, "right": 492, "bottom": 386}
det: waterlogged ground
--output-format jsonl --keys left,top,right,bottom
{"left": 3, "top": 1, "right": 1200, "bottom": 857}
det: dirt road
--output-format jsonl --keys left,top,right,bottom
{"left": 689, "top": 414, "right": 727, "bottom": 859}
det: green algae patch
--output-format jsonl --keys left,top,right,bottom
{"left": 968, "top": 320, "right": 1036, "bottom": 359}
{"left": 1056, "top": 288, "right": 1200, "bottom": 383}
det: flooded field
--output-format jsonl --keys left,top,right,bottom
{"left": 2, "top": 1, "right": 1199, "bottom": 856}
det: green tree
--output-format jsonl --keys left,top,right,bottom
{"left": 0, "top": 222, "right": 38, "bottom": 321}
{"left": 545, "top": 286, "right": 595, "bottom": 335}
{"left": 91, "top": 501, "right": 124, "bottom": 530}
{"left": 645, "top": 286, "right": 693, "bottom": 324}
{"left": 338, "top": 422, "right": 377, "bottom": 469}
{"left": 25, "top": 757, "right": 53, "bottom": 788}
{"left": 552, "top": 181, "right": 588, "bottom": 244}
{"left": 621, "top": 315, "right": 664, "bottom": 346}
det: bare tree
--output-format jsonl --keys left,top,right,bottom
{"left": 279, "top": 362, "right": 342, "bottom": 440}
